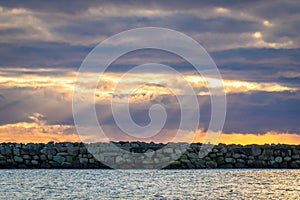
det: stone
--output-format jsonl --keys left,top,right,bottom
{"left": 23, "top": 155, "right": 31, "bottom": 160}
{"left": 205, "top": 160, "right": 217, "bottom": 168}
{"left": 61, "top": 162, "right": 72, "bottom": 168}
{"left": 33, "top": 155, "right": 39, "bottom": 160}
{"left": 235, "top": 163, "right": 246, "bottom": 168}
{"left": 260, "top": 149, "right": 273, "bottom": 160}
{"left": 131, "top": 143, "right": 140, "bottom": 148}
{"left": 31, "top": 160, "right": 39, "bottom": 165}
{"left": 225, "top": 158, "right": 236, "bottom": 164}
{"left": 17, "top": 164, "right": 27, "bottom": 168}
{"left": 40, "top": 154, "right": 47, "bottom": 161}
{"left": 57, "top": 152, "right": 69, "bottom": 156}
{"left": 293, "top": 149, "right": 300, "bottom": 155}
{"left": 188, "top": 153, "right": 199, "bottom": 159}
{"left": 275, "top": 156, "right": 283, "bottom": 163}
{"left": 252, "top": 147, "right": 261, "bottom": 156}
{"left": 0, "top": 154, "right": 6, "bottom": 160}
{"left": 280, "top": 162, "right": 288, "bottom": 168}
{"left": 49, "top": 161, "right": 60, "bottom": 167}
{"left": 80, "top": 147, "right": 87, "bottom": 154}
{"left": 1, "top": 147, "right": 12, "bottom": 156}
{"left": 79, "top": 158, "right": 89, "bottom": 164}
{"left": 233, "top": 154, "right": 241, "bottom": 159}
{"left": 284, "top": 157, "right": 292, "bottom": 162}
{"left": 164, "top": 148, "right": 173, "bottom": 154}
{"left": 14, "top": 156, "right": 23, "bottom": 163}
{"left": 53, "top": 156, "right": 65, "bottom": 163}
{"left": 47, "top": 154, "right": 53, "bottom": 160}
{"left": 216, "top": 157, "right": 225, "bottom": 165}
{"left": 220, "top": 164, "right": 233, "bottom": 168}
{"left": 41, "top": 162, "right": 51, "bottom": 169}
{"left": 67, "top": 147, "right": 79, "bottom": 156}
{"left": 292, "top": 154, "right": 300, "bottom": 160}
{"left": 290, "top": 161, "right": 298, "bottom": 168}
{"left": 13, "top": 148, "right": 20, "bottom": 156}
{"left": 236, "top": 159, "right": 246, "bottom": 164}
{"left": 115, "top": 156, "right": 123, "bottom": 164}
{"left": 66, "top": 156, "right": 72, "bottom": 163}
{"left": 247, "top": 160, "right": 254, "bottom": 166}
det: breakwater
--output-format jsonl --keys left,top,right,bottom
{"left": 0, "top": 142, "right": 299, "bottom": 169}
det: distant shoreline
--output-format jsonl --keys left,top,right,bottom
{"left": 0, "top": 142, "right": 299, "bottom": 169}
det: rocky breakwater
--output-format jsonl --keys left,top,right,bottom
{"left": 0, "top": 142, "right": 299, "bottom": 169}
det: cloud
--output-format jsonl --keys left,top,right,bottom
{"left": 0, "top": 112, "right": 79, "bottom": 143}
{"left": 0, "top": 1, "right": 299, "bottom": 48}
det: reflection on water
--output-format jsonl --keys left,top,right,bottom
{"left": 0, "top": 169, "right": 299, "bottom": 199}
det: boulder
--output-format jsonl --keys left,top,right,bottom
{"left": 53, "top": 156, "right": 65, "bottom": 163}
{"left": 14, "top": 156, "right": 23, "bottom": 163}
{"left": 275, "top": 156, "right": 283, "bottom": 163}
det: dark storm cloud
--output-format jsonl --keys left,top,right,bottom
{"left": 223, "top": 91, "right": 300, "bottom": 133}
{"left": 0, "top": 87, "right": 73, "bottom": 126}
{"left": 93, "top": 91, "right": 300, "bottom": 134}
{"left": 0, "top": 42, "right": 91, "bottom": 68}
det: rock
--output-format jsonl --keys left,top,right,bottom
{"left": 235, "top": 163, "right": 246, "bottom": 168}
{"left": 1, "top": 147, "right": 12, "bottom": 156}
{"left": 252, "top": 146, "right": 261, "bottom": 156}
{"left": 0, "top": 154, "right": 6, "bottom": 160}
{"left": 260, "top": 149, "right": 273, "bottom": 160}
{"left": 206, "top": 160, "right": 217, "bottom": 168}
{"left": 280, "top": 162, "right": 288, "bottom": 168}
{"left": 236, "top": 159, "right": 245, "bottom": 164}
{"left": 14, "top": 156, "right": 23, "bottom": 163}
{"left": 233, "top": 154, "right": 241, "bottom": 159}
{"left": 131, "top": 143, "right": 139, "bottom": 148}
{"left": 13, "top": 148, "right": 20, "bottom": 156}
{"left": 49, "top": 161, "right": 59, "bottom": 167}
{"left": 225, "top": 158, "right": 236, "bottom": 164}
{"left": 220, "top": 164, "right": 233, "bottom": 168}
{"left": 80, "top": 147, "right": 87, "bottom": 154}
{"left": 169, "top": 160, "right": 181, "bottom": 167}
{"left": 79, "top": 158, "right": 88, "bottom": 164}
{"left": 41, "top": 162, "right": 51, "bottom": 168}
{"left": 65, "top": 156, "right": 72, "bottom": 163}
{"left": 292, "top": 154, "right": 300, "bottom": 160}
{"left": 40, "top": 154, "right": 47, "bottom": 161}
{"left": 247, "top": 159, "right": 254, "bottom": 166}
{"left": 57, "top": 152, "right": 69, "bottom": 156}
{"left": 61, "top": 162, "right": 72, "bottom": 168}
{"left": 163, "top": 148, "right": 173, "bottom": 154}
{"left": 216, "top": 157, "right": 225, "bottom": 165}
{"left": 290, "top": 161, "right": 298, "bottom": 168}
{"left": 17, "top": 164, "right": 27, "bottom": 168}
{"left": 23, "top": 155, "right": 31, "bottom": 160}
{"left": 53, "top": 156, "right": 65, "bottom": 163}
{"left": 188, "top": 152, "right": 199, "bottom": 159}
{"left": 47, "top": 154, "right": 53, "bottom": 160}
{"left": 31, "top": 160, "right": 39, "bottom": 165}
{"left": 284, "top": 157, "right": 292, "bottom": 162}
{"left": 67, "top": 147, "right": 79, "bottom": 156}
{"left": 115, "top": 156, "right": 123, "bottom": 164}
{"left": 275, "top": 156, "right": 283, "bottom": 163}
{"left": 293, "top": 149, "right": 300, "bottom": 155}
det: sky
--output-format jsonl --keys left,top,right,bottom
{"left": 0, "top": 0, "right": 299, "bottom": 145}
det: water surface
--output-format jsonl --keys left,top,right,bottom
{"left": 0, "top": 169, "right": 299, "bottom": 199}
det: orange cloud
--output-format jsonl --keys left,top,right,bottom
{"left": 191, "top": 130, "right": 300, "bottom": 145}
{"left": 0, "top": 113, "right": 80, "bottom": 144}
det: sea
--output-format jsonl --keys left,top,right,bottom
{"left": 0, "top": 169, "right": 299, "bottom": 199}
